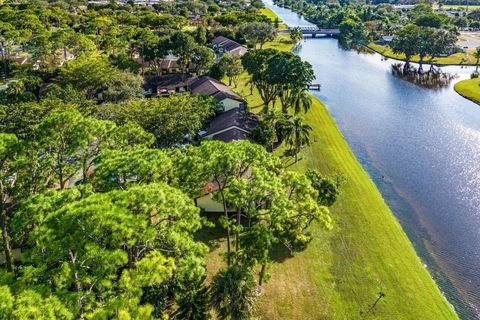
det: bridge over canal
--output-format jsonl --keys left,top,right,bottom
{"left": 290, "top": 26, "right": 340, "bottom": 37}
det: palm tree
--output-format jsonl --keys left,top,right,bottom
{"left": 292, "top": 87, "right": 312, "bottom": 114}
{"left": 173, "top": 285, "right": 210, "bottom": 320}
{"left": 210, "top": 266, "right": 256, "bottom": 320}
{"left": 474, "top": 47, "right": 480, "bottom": 72}
{"left": 280, "top": 115, "right": 312, "bottom": 163}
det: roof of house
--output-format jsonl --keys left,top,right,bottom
{"left": 160, "top": 59, "right": 196, "bottom": 70}
{"left": 380, "top": 35, "right": 393, "bottom": 41}
{"left": 212, "top": 127, "right": 252, "bottom": 142}
{"left": 190, "top": 76, "right": 246, "bottom": 103}
{"left": 206, "top": 107, "right": 259, "bottom": 138}
{"left": 211, "top": 36, "right": 244, "bottom": 52}
{"left": 145, "top": 73, "right": 197, "bottom": 92}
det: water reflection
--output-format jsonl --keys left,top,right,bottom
{"left": 391, "top": 63, "right": 458, "bottom": 89}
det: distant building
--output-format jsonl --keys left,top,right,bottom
{"left": 160, "top": 58, "right": 198, "bottom": 74}
{"left": 202, "top": 107, "right": 259, "bottom": 142}
{"left": 392, "top": 4, "right": 415, "bottom": 11}
{"left": 379, "top": 35, "right": 393, "bottom": 45}
{"left": 211, "top": 36, "right": 248, "bottom": 56}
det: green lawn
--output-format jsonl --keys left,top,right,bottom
{"left": 455, "top": 77, "right": 480, "bottom": 105}
{"left": 260, "top": 7, "right": 283, "bottom": 22}
{"left": 205, "top": 27, "right": 458, "bottom": 319}
{"left": 368, "top": 43, "right": 477, "bottom": 66}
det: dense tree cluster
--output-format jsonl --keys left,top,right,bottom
{"left": 0, "top": 0, "right": 274, "bottom": 105}
{"left": 0, "top": 114, "right": 334, "bottom": 318}
{"left": 390, "top": 24, "right": 458, "bottom": 70}
{"left": 0, "top": 1, "right": 343, "bottom": 318}
{"left": 240, "top": 48, "right": 316, "bottom": 161}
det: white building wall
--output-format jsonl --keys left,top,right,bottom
{"left": 220, "top": 98, "right": 243, "bottom": 111}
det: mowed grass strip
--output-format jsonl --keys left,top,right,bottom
{"left": 455, "top": 77, "right": 480, "bottom": 105}
{"left": 205, "top": 11, "right": 458, "bottom": 318}
{"left": 260, "top": 7, "right": 283, "bottom": 22}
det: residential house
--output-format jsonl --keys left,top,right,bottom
{"left": 190, "top": 76, "right": 247, "bottom": 111}
{"left": 211, "top": 36, "right": 248, "bottom": 56}
{"left": 379, "top": 35, "right": 393, "bottom": 45}
{"left": 144, "top": 75, "right": 247, "bottom": 112}
{"left": 194, "top": 109, "right": 259, "bottom": 213}
{"left": 160, "top": 58, "right": 198, "bottom": 74}
{"left": 201, "top": 107, "right": 259, "bottom": 142}
{"left": 144, "top": 73, "right": 197, "bottom": 96}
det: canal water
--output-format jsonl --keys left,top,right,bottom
{"left": 264, "top": 0, "right": 480, "bottom": 318}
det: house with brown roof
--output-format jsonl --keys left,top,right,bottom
{"left": 202, "top": 107, "right": 259, "bottom": 142}
{"left": 211, "top": 36, "right": 248, "bottom": 56}
{"left": 144, "top": 73, "right": 197, "bottom": 96}
{"left": 160, "top": 59, "right": 198, "bottom": 74}
{"left": 143, "top": 75, "right": 247, "bottom": 112}
{"left": 190, "top": 76, "right": 247, "bottom": 111}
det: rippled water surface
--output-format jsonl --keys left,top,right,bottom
{"left": 264, "top": 0, "right": 480, "bottom": 318}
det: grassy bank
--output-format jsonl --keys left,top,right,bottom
{"left": 455, "top": 77, "right": 480, "bottom": 105}
{"left": 260, "top": 7, "right": 283, "bottom": 22}
{"left": 438, "top": 4, "right": 480, "bottom": 11}
{"left": 368, "top": 43, "right": 477, "bottom": 66}
{"left": 205, "top": 26, "right": 458, "bottom": 319}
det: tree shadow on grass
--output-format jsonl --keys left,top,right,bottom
{"left": 269, "top": 241, "right": 309, "bottom": 263}
{"left": 195, "top": 212, "right": 226, "bottom": 252}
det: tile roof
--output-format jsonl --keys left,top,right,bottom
{"left": 190, "top": 76, "right": 246, "bottom": 103}
{"left": 206, "top": 107, "right": 259, "bottom": 137}
{"left": 212, "top": 36, "right": 244, "bottom": 52}
{"left": 145, "top": 73, "right": 197, "bottom": 92}
{"left": 212, "top": 128, "right": 252, "bottom": 142}
{"left": 160, "top": 59, "right": 196, "bottom": 70}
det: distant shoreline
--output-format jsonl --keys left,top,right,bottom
{"left": 454, "top": 78, "right": 480, "bottom": 105}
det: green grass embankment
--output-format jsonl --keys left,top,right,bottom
{"left": 455, "top": 77, "right": 480, "bottom": 105}
{"left": 368, "top": 43, "right": 477, "bottom": 66}
{"left": 205, "top": 9, "right": 458, "bottom": 319}
{"left": 259, "top": 7, "right": 283, "bottom": 22}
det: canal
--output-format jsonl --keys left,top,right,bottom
{"left": 264, "top": 0, "right": 480, "bottom": 318}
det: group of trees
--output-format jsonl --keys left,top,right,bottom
{"left": 390, "top": 24, "right": 458, "bottom": 71}
{"left": 210, "top": 53, "right": 244, "bottom": 87}
{"left": 241, "top": 48, "right": 317, "bottom": 162}
{"left": 0, "top": 0, "right": 263, "bottom": 100}
{"left": 1, "top": 92, "right": 217, "bottom": 149}
{"left": 242, "top": 49, "right": 314, "bottom": 112}
{"left": 274, "top": 0, "right": 470, "bottom": 53}
{"left": 240, "top": 22, "right": 277, "bottom": 49}
{"left": 177, "top": 141, "right": 333, "bottom": 318}
{"left": 0, "top": 0, "right": 282, "bottom": 106}
{"left": 0, "top": 1, "right": 343, "bottom": 318}
{"left": 0, "top": 102, "right": 335, "bottom": 318}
